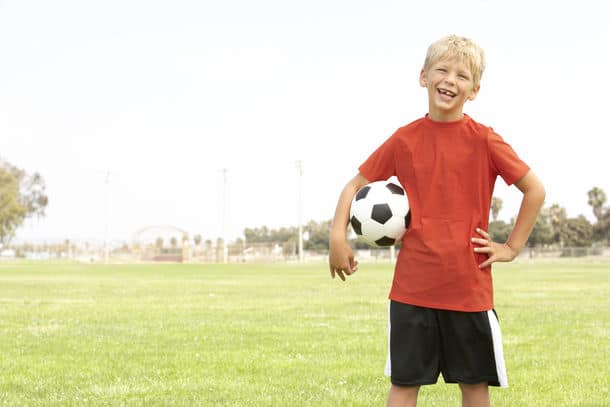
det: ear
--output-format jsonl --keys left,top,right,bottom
{"left": 419, "top": 69, "right": 427, "bottom": 87}
{"left": 467, "top": 84, "right": 481, "bottom": 101}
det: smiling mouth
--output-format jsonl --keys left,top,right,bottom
{"left": 437, "top": 88, "right": 456, "bottom": 98}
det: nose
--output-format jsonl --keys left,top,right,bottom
{"left": 443, "top": 72, "right": 457, "bottom": 85}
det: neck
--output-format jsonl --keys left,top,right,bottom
{"left": 427, "top": 110, "right": 464, "bottom": 122}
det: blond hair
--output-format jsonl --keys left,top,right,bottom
{"left": 423, "top": 35, "right": 486, "bottom": 87}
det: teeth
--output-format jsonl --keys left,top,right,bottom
{"left": 439, "top": 89, "right": 455, "bottom": 97}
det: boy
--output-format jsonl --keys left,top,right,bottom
{"left": 328, "top": 35, "right": 545, "bottom": 407}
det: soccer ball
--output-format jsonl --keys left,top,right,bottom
{"left": 349, "top": 180, "right": 410, "bottom": 247}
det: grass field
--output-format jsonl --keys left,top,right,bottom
{"left": 0, "top": 260, "right": 608, "bottom": 406}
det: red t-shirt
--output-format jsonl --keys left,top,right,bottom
{"left": 359, "top": 114, "right": 530, "bottom": 311}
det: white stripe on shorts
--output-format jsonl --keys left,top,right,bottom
{"left": 487, "top": 310, "right": 509, "bottom": 387}
{"left": 384, "top": 301, "right": 391, "bottom": 376}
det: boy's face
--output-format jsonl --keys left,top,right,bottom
{"left": 419, "top": 57, "right": 480, "bottom": 122}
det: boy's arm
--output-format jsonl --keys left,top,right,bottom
{"left": 473, "top": 170, "right": 546, "bottom": 268}
{"left": 329, "top": 173, "right": 370, "bottom": 281}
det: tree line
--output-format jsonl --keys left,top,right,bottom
{"left": 1, "top": 158, "right": 609, "bottom": 252}
{"left": 488, "top": 188, "right": 609, "bottom": 249}
{"left": 243, "top": 189, "right": 610, "bottom": 252}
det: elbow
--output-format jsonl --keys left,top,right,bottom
{"left": 522, "top": 171, "right": 546, "bottom": 206}
{"left": 537, "top": 178, "right": 546, "bottom": 200}
{"left": 534, "top": 182, "right": 546, "bottom": 209}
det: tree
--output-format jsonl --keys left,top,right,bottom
{"left": 491, "top": 196, "right": 503, "bottom": 222}
{"left": 592, "top": 210, "right": 610, "bottom": 244}
{"left": 244, "top": 226, "right": 270, "bottom": 243}
{"left": 0, "top": 168, "right": 26, "bottom": 245}
{"left": 303, "top": 219, "right": 331, "bottom": 252}
{"left": 548, "top": 204, "right": 567, "bottom": 245}
{"left": 587, "top": 187, "right": 607, "bottom": 221}
{"left": 271, "top": 227, "right": 297, "bottom": 255}
{"left": 527, "top": 210, "right": 553, "bottom": 247}
{"left": 193, "top": 234, "right": 202, "bottom": 246}
{"left": 0, "top": 160, "right": 48, "bottom": 244}
{"left": 560, "top": 216, "right": 593, "bottom": 247}
{"left": 488, "top": 220, "right": 511, "bottom": 244}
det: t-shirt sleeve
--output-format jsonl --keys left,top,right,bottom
{"left": 358, "top": 132, "right": 398, "bottom": 182}
{"left": 487, "top": 129, "right": 530, "bottom": 185}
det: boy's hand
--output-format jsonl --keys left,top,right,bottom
{"left": 471, "top": 228, "right": 518, "bottom": 269}
{"left": 328, "top": 239, "right": 358, "bottom": 281}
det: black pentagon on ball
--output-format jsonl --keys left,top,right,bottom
{"left": 350, "top": 216, "right": 363, "bottom": 235}
{"left": 405, "top": 210, "right": 411, "bottom": 228}
{"left": 355, "top": 185, "right": 371, "bottom": 201}
{"left": 385, "top": 182, "right": 405, "bottom": 195}
{"left": 375, "top": 236, "right": 396, "bottom": 246}
{"left": 371, "top": 203, "right": 393, "bottom": 224}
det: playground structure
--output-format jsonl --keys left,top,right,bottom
{"left": 132, "top": 225, "right": 191, "bottom": 262}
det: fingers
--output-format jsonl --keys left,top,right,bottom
{"left": 475, "top": 227, "right": 490, "bottom": 238}
{"left": 472, "top": 240, "right": 490, "bottom": 251}
{"left": 471, "top": 229, "right": 490, "bottom": 246}
{"left": 472, "top": 228, "right": 491, "bottom": 249}
{"left": 472, "top": 228, "right": 495, "bottom": 268}
{"left": 472, "top": 238, "right": 492, "bottom": 253}
{"left": 329, "top": 264, "right": 357, "bottom": 281}
{"left": 478, "top": 258, "right": 493, "bottom": 269}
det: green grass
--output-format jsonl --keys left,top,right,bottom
{"left": 0, "top": 260, "right": 608, "bottom": 406}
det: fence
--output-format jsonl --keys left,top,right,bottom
{"left": 516, "top": 246, "right": 610, "bottom": 259}
{"left": 2, "top": 242, "right": 610, "bottom": 263}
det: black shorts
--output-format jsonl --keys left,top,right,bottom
{"left": 384, "top": 301, "right": 508, "bottom": 388}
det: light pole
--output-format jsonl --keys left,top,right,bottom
{"left": 296, "top": 160, "right": 304, "bottom": 263}
{"left": 104, "top": 171, "right": 110, "bottom": 264}
{"left": 222, "top": 168, "right": 229, "bottom": 264}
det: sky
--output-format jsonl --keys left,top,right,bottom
{"left": 1, "top": 0, "right": 609, "bottom": 244}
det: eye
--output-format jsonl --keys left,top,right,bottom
{"left": 436, "top": 68, "right": 447, "bottom": 73}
